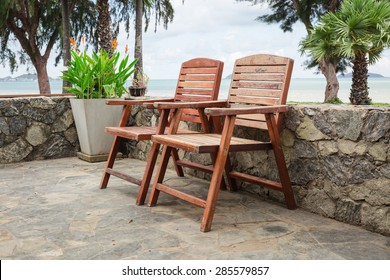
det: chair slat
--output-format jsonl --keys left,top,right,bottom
{"left": 235, "top": 65, "right": 287, "bottom": 74}
{"left": 178, "top": 81, "right": 216, "bottom": 88}
{"left": 181, "top": 67, "right": 219, "bottom": 74}
{"left": 176, "top": 88, "right": 215, "bottom": 95}
{"left": 175, "top": 94, "right": 213, "bottom": 101}
{"left": 230, "top": 88, "right": 281, "bottom": 98}
{"left": 179, "top": 74, "right": 217, "bottom": 81}
{"left": 233, "top": 73, "right": 285, "bottom": 81}
{"left": 229, "top": 95, "right": 279, "bottom": 106}
{"left": 231, "top": 81, "right": 283, "bottom": 90}
{"left": 235, "top": 118, "right": 268, "bottom": 130}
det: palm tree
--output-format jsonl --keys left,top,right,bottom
{"left": 61, "top": 0, "right": 71, "bottom": 92}
{"left": 97, "top": 0, "right": 113, "bottom": 54}
{"left": 132, "top": 0, "right": 174, "bottom": 89}
{"left": 300, "top": 0, "right": 390, "bottom": 105}
{"left": 236, "top": 0, "right": 343, "bottom": 102}
{"left": 109, "top": 0, "right": 174, "bottom": 91}
{"left": 133, "top": 0, "right": 145, "bottom": 88}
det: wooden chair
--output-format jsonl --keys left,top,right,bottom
{"left": 100, "top": 58, "right": 224, "bottom": 205}
{"left": 148, "top": 54, "right": 297, "bottom": 232}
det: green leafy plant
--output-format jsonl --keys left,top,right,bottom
{"left": 61, "top": 49, "right": 137, "bottom": 99}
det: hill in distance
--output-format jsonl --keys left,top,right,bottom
{"left": 338, "top": 72, "right": 385, "bottom": 78}
{"left": 0, "top": 73, "right": 59, "bottom": 81}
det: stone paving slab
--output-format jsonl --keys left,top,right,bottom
{"left": 0, "top": 157, "right": 389, "bottom": 260}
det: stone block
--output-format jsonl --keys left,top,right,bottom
{"left": 362, "top": 111, "right": 390, "bottom": 142}
{"left": 0, "top": 117, "right": 10, "bottom": 135}
{"left": 347, "top": 179, "right": 390, "bottom": 207}
{"left": 289, "top": 158, "right": 322, "bottom": 185}
{"left": 361, "top": 203, "right": 390, "bottom": 236}
{"left": 292, "top": 140, "right": 317, "bottom": 159}
{"left": 30, "top": 97, "right": 56, "bottom": 109}
{"left": 368, "top": 142, "right": 387, "bottom": 161}
{"left": 52, "top": 109, "right": 74, "bottom": 133}
{"left": 335, "top": 198, "right": 362, "bottom": 225}
{"left": 9, "top": 116, "right": 27, "bottom": 136}
{"left": 301, "top": 187, "right": 336, "bottom": 218}
{"left": 318, "top": 141, "right": 338, "bottom": 156}
{"left": 329, "top": 109, "right": 363, "bottom": 141}
{"left": 0, "top": 138, "right": 32, "bottom": 163}
{"left": 64, "top": 127, "right": 78, "bottom": 145}
{"left": 26, "top": 122, "right": 51, "bottom": 146}
{"left": 338, "top": 139, "right": 367, "bottom": 155}
{"left": 281, "top": 128, "right": 295, "bottom": 148}
{"left": 296, "top": 116, "right": 330, "bottom": 141}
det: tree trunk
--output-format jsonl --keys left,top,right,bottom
{"left": 35, "top": 60, "right": 51, "bottom": 94}
{"left": 133, "top": 0, "right": 144, "bottom": 86}
{"left": 97, "top": 0, "right": 113, "bottom": 54}
{"left": 319, "top": 58, "right": 339, "bottom": 102}
{"left": 61, "top": 0, "right": 71, "bottom": 93}
{"left": 350, "top": 55, "right": 370, "bottom": 105}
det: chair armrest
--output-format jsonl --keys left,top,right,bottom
{"left": 153, "top": 100, "right": 229, "bottom": 109}
{"left": 105, "top": 98, "right": 174, "bottom": 106}
{"left": 205, "top": 105, "right": 289, "bottom": 116}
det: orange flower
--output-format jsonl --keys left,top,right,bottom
{"left": 111, "top": 38, "right": 118, "bottom": 50}
{"left": 69, "top": 37, "right": 75, "bottom": 47}
{"left": 81, "top": 35, "right": 85, "bottom": 45}
{"left": 125, "top": 44, "right": 129, "bottom": 54}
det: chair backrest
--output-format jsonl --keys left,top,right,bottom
{"left": 228, "top": 54, "right": 294, "bottom": 130}
{"left": 173, "top": 58, "right": 224, "bottom": 123}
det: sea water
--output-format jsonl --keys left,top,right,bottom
{"left": 0, "top": 78, "right": 389, "bottom": 103}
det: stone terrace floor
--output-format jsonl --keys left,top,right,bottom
{"left": 0, "top": 157, "right": 389, "bottom": 260}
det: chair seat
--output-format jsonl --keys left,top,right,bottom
{"left": 105, "top": 126, "right": 199, "bottom": 141}
{"left": 152, "top": 133, "right": 272, "bottom": 153}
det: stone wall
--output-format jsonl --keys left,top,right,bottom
{"left": 127, "top": 104, "right": 390, "bottom": 236}
{"left": 1, "top": 97, "right": 389, "bottom": 236}
{"left": 0, "top": 97, "right": 79, "bottom": 163}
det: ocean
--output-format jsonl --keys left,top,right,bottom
{"left": 0, "top": 78, "right": 389, "bottom": 103}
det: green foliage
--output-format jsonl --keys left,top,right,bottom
{"left": 236, "top": 0, "right": 349, "bottom": 74}
{"left": 300, "top": 0, "right": 390, "bottom": 64}
{"left": 112, "top": 0, "right": 174, "bottom": 36}
{"left": 0, "top": 0, "right": 98, "bottom": 73}
{"left": 61, "top": 50, "right": 137, "bottom": 99}
{"left": 300, "top": 0, "right": 390, "bottom": 104}
{"left": 325, "top": 97, "right": 343, "bottom": 104}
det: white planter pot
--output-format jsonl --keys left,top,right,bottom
{"left": 70, "top": 99, "right": 122, "bottom": 156}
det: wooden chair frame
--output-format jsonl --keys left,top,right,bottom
{"left": 100, "top": 58, "right": 224, "bottom": 205}
{"left": 148, "top": 54, "right": 297, "bottom": 232}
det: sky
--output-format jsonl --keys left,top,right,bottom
{"left": 1, "top": 0, "right": 390, "bottom": 80}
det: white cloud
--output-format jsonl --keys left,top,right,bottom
{"left": 1, "top": 0, "right": 390, "bottom": 80}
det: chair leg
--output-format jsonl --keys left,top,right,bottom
{"left": 273, "top": 147, "right": 297, "bottom": 210}
{"left": 100, "top": 136, "right": 121, "bottom": 189}
{"left": 266, "top": 113, "right": 297, "bottom": 210}
{"left": 201, "top": 115, "right": 236, "bottom": 232}
{"left": 171, "top": 149, "right": 185, "bottom": 177}
{"left": 135, "top": 142, "right": 161, "bottom": 205}
{"left": 148, "top": 146, "right": 173, "bottom": 207}
{"left": 223, "top": 155, "right": 238, "bottom": 191}
{"left": 200, "top": 166, "right": 225, "bottom": 232}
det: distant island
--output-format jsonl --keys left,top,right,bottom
{"left": 0, "top": 73, "right": 59, "bottom": 82}
{"left": 338, "top": 72, "right": 385, "bottom": 78}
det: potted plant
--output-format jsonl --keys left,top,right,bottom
{"left": 129, "top": 71, "right": 149, "bottom": 97}
{"left": 61, "top": 45, "right": 136, "bottom": 162}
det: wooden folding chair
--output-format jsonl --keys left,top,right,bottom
{"left": 148, "top": 54, "right": 297, "bottom": 232}
{"left": 100, "top": 58, "right": 224, "bottom": 205}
